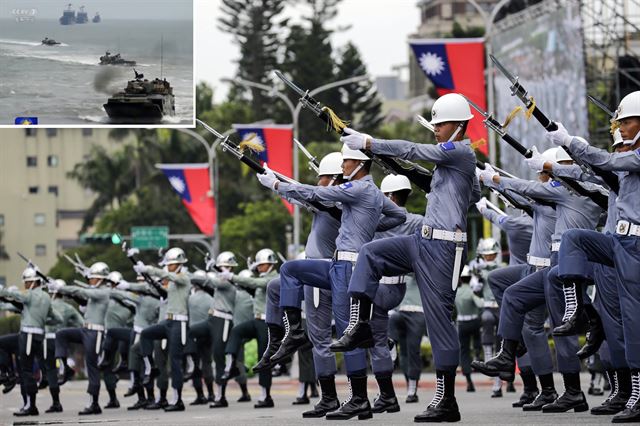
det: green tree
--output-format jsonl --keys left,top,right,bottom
{"left": 451, "top": 20, "right": 485, "bottom": 38}
{"left": 196, "top": 82, "right": 214, "bottom": 116}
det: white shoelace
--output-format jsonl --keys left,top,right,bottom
{"left": 282, "top": 313, "right": 291, "bottom": 340}
{"left": 341, "top": 378, "right": 353, "bottom": 407}
{"left": 605, "top": 371, "right": 619, "bottom": 403}
{"left": 428, "top": 375, "right": 445, "bottom": 407}
{"left": 626, "top": 372, "right": 640, "bottom": 408}
{"left": 561, "top": 283, "right": 578, "bottom": 323}
{"left": 344, "top": 299, "right": 360, "bottom": 334}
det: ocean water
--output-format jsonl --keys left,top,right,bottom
{"left": 0, "top": 18, "right": 193, "bottom": 125}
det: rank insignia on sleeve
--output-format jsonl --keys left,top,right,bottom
{"left": 439, "top": 141, "right": 456, "bottom": 151}
{"left": 339, "top": 182, "right": 353, "bottom": 190}
{"left": 550, "top": 180, "right": 562, "bottom": 187}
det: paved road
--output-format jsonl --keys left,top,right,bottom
{"left": 1, "top": 373, "right": 615, "bottom": 425}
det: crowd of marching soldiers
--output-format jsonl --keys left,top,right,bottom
{"left": 3, "top": 90, "right": 640, "bottom": 424}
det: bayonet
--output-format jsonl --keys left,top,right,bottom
{"left": 416, "top": 115, "right": 434, "bottom": 133}
{"left": 17, "top": 252, "right": 50, "bottom": 282}
{"left": 294, "top": 138, "right": 320, "bottom": 174}
{"left": 588, "top": 95, "right": 615, "bottom": 118}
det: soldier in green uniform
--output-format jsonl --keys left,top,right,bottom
{"left": 220, "top": 249, "right": 279, "bottom": 408}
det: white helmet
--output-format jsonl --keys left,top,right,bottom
{"left": 192, "top": 269, "right": 207, "bottom": 278}
{"left": 162, "top": 247, "right": 187, "bottom": 265}
{"left": 106, "top": 271, "right": 123, "bottom": 285}
{"left": 216, "top": 251, "right": 238, "bottom": 268}
{"left": 612, "top": 129, "right": 624, "bottom": 147}
{"left": 88, "top": 262, "right": 110, "bottom": 279}
{"left": 22, "top": 266, "right": 41, "bottom": 283}
{"left": 614, "top": 91, "right": 640, "bottom": 121}
{"left": 53, "top": 279, "right": 66, "bottom": 292}
{"left": 380, "top": 174, "right": 412, "bottom": 194}
{"left": 255, "top": 248, "right": 277, "bottom": 265}
{"left": 477, "top": 238, "right": 499, "bottom": 256}
{"left": 318, "top": 152, "right": 343, "bottom": 176}
{"left": 237, "top": 269, "right": 253, "bottom": 279}
{"left": 430, "top": 93, "right": 474, "bottom": 125}
{"left": 341, "top": 144, "right": 370, "bottom": 161}
{"left": 555, "top": 147, "right": 572, "bottom": 162}
{"left": 541, "top": 147, "right": 558, "bottom": 164}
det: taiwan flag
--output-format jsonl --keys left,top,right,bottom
{"left": 409, "top": 38, "right": 488, "bottom": 155}
{"left": 156, "top": 163, "right": 216, "bottom": 235}
{"left": 233, "top": 124, "right": 294, "bottom": 215}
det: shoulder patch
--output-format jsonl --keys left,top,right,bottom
{"left": 339, "top": 182, "right": 353, "bottom": 190}
{"left": 550, "top": 180, "right": 562, "bottom": 187}
{"left": 439, "top": 141, "right": 456, "bottom": 151}
{"left": 498, "top": 216, "right": 508, "bottom": 225}
{"left": 635, "top": 148, "right": 640, "bottom": 157}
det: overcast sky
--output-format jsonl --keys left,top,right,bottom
{"left": 195, "top": 0, "right": 421, "bottom": 102}
{"left": 1, "top": 0, "right": 193, "bottom": 20}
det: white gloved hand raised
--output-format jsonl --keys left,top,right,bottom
{"left": 524, "top": 147, "right": 547, "bottom": 172}
{"left": 133, "top": 261, "right": 147, "bottom": 275}
{"left": 116, "top": 281, "right": 130, "bottom": 290}
{"left": 256, "top": 163, "right": 278, "bottom": 190}
{"left": 127, "top": 247, "right": 140, "bottom": 258}
{"left": 47, "top": 280, "right": 62, "bottom": 292}
{"left": 545, "top": 122, "right": 573, "bottom": 147}
{"left": 475, "top": 197, "right": 488, "bottom": 213}
{"left": 218, "top": 270, "right": 234, "bottom": 282}
{"left": 340, "top": 127, "right": 370, "bottom": 150}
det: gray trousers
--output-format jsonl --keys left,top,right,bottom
{"left": 55, "top": 327, "right": 101, "bottom": 395}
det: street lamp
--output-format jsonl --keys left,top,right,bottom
{"left": 177, "top": 127, "right": 233, "bottom": 256}
{"left": 221, "top": 74, "right": 368, "bottom": 256}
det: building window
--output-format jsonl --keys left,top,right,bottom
{"left": 82, "top": 128, "right": 93, "bottom": 137}
{"left": 46, "top": 128, "right": 58, "bottom": 137}
{"left": 0, "top": 246, "right": 7, "bottom": 260}
{"left": 26, "top": 156, "right": 37, "bottom": 167}
{"left": 28, "top": 186, "right": 39, "bottom": 194}
{"left": 35, "top": 244, "right": 46, "bottom": 256}
{"left": 0, "top": 277, "right": 5, "bottom": 286}
{"left": 48, "top": 186, "right": 59, "bottom": 196}
{"left": 47, "top": 155, "right": 59, "bottom": 167}
{"left": 34, "top": 213, "right": 46, "bottom": 226}
{"left": 441, "top": 3, "right": 452, "bottom": 19}
{"left": 25, "top": 128, "right": 37, "bottom": 137}
{"left": 0, "top": 214, "right": 4, "bottom": 226}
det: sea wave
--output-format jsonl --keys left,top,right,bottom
{"left": 2, "top": 51, "right": 97, "bottom": 66}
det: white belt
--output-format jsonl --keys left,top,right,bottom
{"left": 527, "top": 254, "right": 551, "bottom": 268}
{"left": 210, "top": 309, "right": 233, "bottom": 321}
{"left": 379, "top": 276, "right": 405, "bottom": 285}
{"left": 551, "top": 242, "right": 561, "bottom": 252}
{"left": 133, "top": 325, "right": 144, "bottom": 333}
{"left": 399, "top": 305, "right": 423, "bottom": 313}
{"left": 83, "top": 322, "right": 105, "bottom": 331}
{"left": 616, "top": 220, "right": 640, "bottom": 237}
{"left": 45, "top": 332, "right": 56, "bottom": 339}
{"left": 166, "top": 313, "right": 189, "bottom": 322}
{"left": 421, "top": 226, "right": 467, "bottom": 243}
{"left": 255, "top": 313, "right": 266, "bottom": 320}
{"left": 21, "top": 326, "right": 44, "bottom": 335}
{"left": 335, "top": 251, "right": 358, "bottom": 262}
{"left": 457, "top": 314, "right": 479, "bottom": 321}
{"left": 484, "top": 301, "right": 499, "bottom": 309}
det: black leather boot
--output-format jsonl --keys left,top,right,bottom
{"left": 127, "top": 386, "right": 149, "bottom": 411}
{"left": 270, "top": 309, "right": 309, "bottom": 364}
{"left": 414, "top": 370, "right": 461, "bottom": 422}
{"left": 523, "top": 374, "right": 557, "bottom": 411}
{"left": 471, "top": 339, "right": 518, "bottom": 382}
{"left": 325, "top": 375, "right": 372, "bottom": 420}
{"left": 329, "top": 298, "right": 374, "bottom": 352}
{"left": 512, "top": 369, "right": 538, "bottom": 408}
{"left": 56, "top": 358, "right": 74, "bottom": 386}
{"left": 210, "top": 397, "right": 228, "bottom": 408}
{"left": 612, "top": 369, "right": 640, "bottom": 423}
{"left": 302, "top": 375, "right": 340, "bottom": 418}
{"left": 371, "top": 373, "right": 400, "bottom": 413}
{"left": 254, "top": 395, "right": 274, "bottom": 408}
{"left": 104, "top": 388, "right": 120, "bottom": 409}
{"left": 553, "top": 281, "right": 584, "bottom": 336}
{"left": 576, "top": 305, "right": 605, "bottom": 359}
{"left": 237, "top": 383, "right": 251, "bottom": 402}
{"left": 14, "top": 394, "right": 38, "bottom": 417}
{"left": 542, "top": 372, "right": 589, "bottom": 413}
{"left": 144, "top": 388, "right": 168, "bottom": 410}
{"left": 79, "top": 394, "right": 102, "bottom": 415}
{"left": 592, "top": 369, "right": 630, "bottom": 415}
{"left": 253, "top": 323, "right": 285, "bottom": 373}
{"left": 164, "top": 388, "right": 185, "bottom": 412}
{"left": 46, "top": 389, "right": 63, "bottom": 413}
{"left": 220, "top": 355, "right": 240, "bottom": 381}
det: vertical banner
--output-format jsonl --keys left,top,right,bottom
{"left": 156, "top": 163, "right": 216, "bottom": 235}
{"left": 409, "top": 38, "right": 488, "bottom": 154}
{"left": 233, "top": 124, "right": 294, "bottom": 215}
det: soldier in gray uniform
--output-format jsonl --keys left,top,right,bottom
{"left": 135, "top": 247, "right": 192, "bottom": 412}
{"left": 42, "top": 279, "right": 83, "bottom": 413}
{"left": 50, "top": 261, "right": 111, "bottom": 415}
{"left": 184, "top": 270, "right": 214, "bottom": 405}
{"left": 114, "top": 274, "right": 161, "bottom": 410}
{"left": 189, "top": 251, "right": 242, "bottom": 408}
{"left": 99, "top": 270, "right": 135, "bottom": 409}
{"left": 220, "top": 249, "right": 279, "bottom": 408}
{"left": 0, "top": 267, "right": 60, "bottom": 416}
{"left": 340, "top": 93, "right": 480, "bottom": 422}
{"left": 229, "top": 270, "right": 254, "bottom": 404}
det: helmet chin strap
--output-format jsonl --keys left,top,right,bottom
{"left": 328, "top": 174, "right": 339, "bottom": 186}
{"left": 344, "top": 161, "right": 365, "bottom": 181}
{"left": 623, "top": 129, "right": 640, "bottom": 146}
{"left": 448, "top": 123, "right": 464, "bottom": 142}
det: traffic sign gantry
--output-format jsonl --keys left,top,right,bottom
{"left": 131, "top": 226, "right": 169, "bottom": 250}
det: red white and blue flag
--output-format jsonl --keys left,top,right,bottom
{"left": 156, "top": 163, "right": 216, "bottom": 235}
{"left": 409, "top": 38, "right": 488, "bottom": 154}
{"left": 233, "top": 124, "right": 294, "bottom": 214}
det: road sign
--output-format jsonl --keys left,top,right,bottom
{"left": 131, "top": 226, "right": 169, "bottom": 250}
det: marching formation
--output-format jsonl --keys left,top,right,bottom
{"left": 2, "top": 70, "right": 640, "bottom": 424}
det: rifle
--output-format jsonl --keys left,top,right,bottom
{"left": 121, "top": 242, "right": 167, "bottom": 299}
{"left": 485, "top": 199, "right": 506, "bottom": 216}
{"left": 196, "top": 119, "right": 342, "bottom": 222}
{"left": 465, "top": 96, "right": 609, "bottom": 210}
{"left": 17, "top": 252, "right": 51, "bottom": 283}
{"left": 588, "top": 95, "right": 615, "bottom": 118}
{"left": 274, "top": 70, "right": 433, "bottom": 193}
{"left": 294, "top": 138, "right": 320, "bottom": 174}
{"left": 63, "top": 253, "right": 89, "bottom": 278}
{"left": 490, "top": 55, "right": 619, "bottom": 193}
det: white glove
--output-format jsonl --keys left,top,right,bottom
{"left": 218, "top": 270, "right": 234, "bottom": 281}
{"left": 127, "top": 247, "right": 140, "bottom": 257}
{"left": 524, "top": 148, "right": 547, "bottom": 172}
{"left": 47, "top": 280, "right": 62, "bottom": 292}
{"left": 469, "top": 276, "right": 483, "bottom": 293}
{"left": 116, "top": 281, "right": 130, "bottom": 290}
{"left": 340, "top": 127, "right": 370, "bottom": 150}
{"left": 205, "top": 258, "right": 216, "bottom": 272}
{"left": 133, "top": 261, "right": 147, "bottom": 275}
{"left": 475, "top": 197, "right": 488, "bottom": 213}
{"left": 545, "top": 122, "right": 573, "bottom": 147}
{"left": 475, "top": 167, "right": 483, "bottom": 181}
{"left": 257, "top": 163, "right": 278, "bottom": 190}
